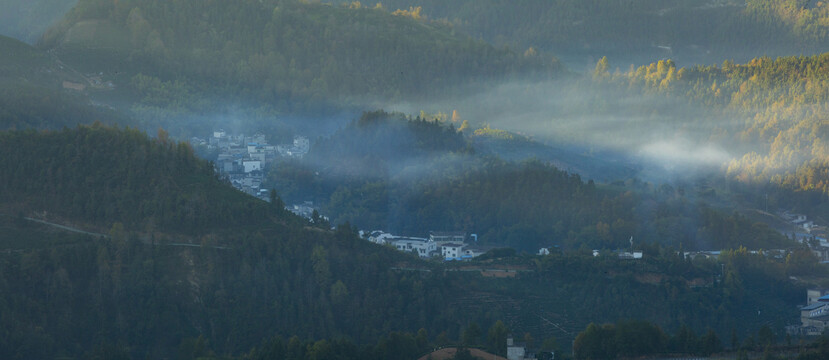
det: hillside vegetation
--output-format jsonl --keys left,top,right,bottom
{"left": 0, "top": 0, "right": 77, "bottom": 43}
{"left": 0, "top": 125, "right": 277, "bottom": 233}
{"left": 269, "top": 111, "right": 792, "bottom": 252}
{"left": 40, "top": 0, "right": 559, "bottom": 109}
{"left": 358, "top": 0, "right": 829, "bottom": 65}
{"left": 0, "top": 35, "right": 132, "bottom": 130}
{"left": 590, "top": 52, "right": 829, "bottom": 215}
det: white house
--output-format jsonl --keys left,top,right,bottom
{"left": 367, "top": 231, "right": 395, "bottom": 245}
{"left": 618, "top": 251, "right": 643, "bottom": 259}
{"left": 430, "top": 231, "right": 466, "bottom": 245}
{"left": 507, "top": 336, "right": 535, "bottom": 360}
{"left": 799, "top": 291, "right": 829, "bottom": 336}
{"left": 442, "top": 243, "right": 465, "bottom": 259}
{"left": 391, "top": 237, "right": 436, "bottom": 258}
{"left": 293, "top": 136, "right": 310, "bottom": 152}
{"left": 243, "top": 160, "right": 262, "bottom": 173}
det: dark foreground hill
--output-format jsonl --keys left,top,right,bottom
{"left": 0, "top": 125, "right": 458, "bottom": 358}
{"left": 0, "top": 127, "right": 812, "bottom": 360}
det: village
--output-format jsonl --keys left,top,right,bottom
{"left": 192, "top": 130, "right": 829, "bottom": 267}
{"left": 190, "top": 129, "right": 310, "bottom": 202}
{"left": 192, "top": 129, "right": 829, "bottom": 337}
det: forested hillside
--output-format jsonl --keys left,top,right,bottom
{"left": 356, "top": 0, "right": 829, "bottom": 66}
{"left": 0, "top": 35, "right": 131, "bottom": 130}
{"left": 269, "top": 111, "right": 791, "bottom": 252}
{"left": 587, "top": 52, "right": 829, "bottom": 216}
{"left": 0, "top": 126, "right": 815, "bottom": 360}
{"left": 0, "top": 125, "right": 459, "bottom": 358}
{"left": 40, "top": 0, "right": 558, "bottom": 111}
{"left": 0, "top": 0, "right": 77, "bottom": 43}
{"left": 0, "top": 125, "right": 277, "bottom": 233}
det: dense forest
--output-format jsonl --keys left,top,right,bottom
{"left": 0, "top": 125, "right": 278, "bottom": 233}
{"left": 269, "top": 111, "right": 792, "bottom": 252}
{"left": 0, "top": 35, "right": 128, "bottom": 131}
{"left": 344, "top": 0, "right": 829, "bottom": 66}
{"left": 0, "top": 0, "right": 77, "bottom": 43}
{"left": 38, "top": 0, "right": 559, "bottom": 113}
{"left": 585, "top": 51, "right": 829, "bottom": 217}
{"left": 0, "top": 126, "right": 456, "bottom": 358}
{"left": 0, "top": 126, "right": 817, "bottom": 359}
{"left": 5, "top": 0, "right": 829, "bottom": 359}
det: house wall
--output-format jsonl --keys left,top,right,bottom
{"left": 507, "top": 346, "right": 525, "bottom": 360}
{"left": 243, "top": 161, "right": 261, "bottom": 173}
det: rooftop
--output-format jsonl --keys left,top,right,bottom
{"left": 430, "top": 231, "right": 466, "bottom": 237}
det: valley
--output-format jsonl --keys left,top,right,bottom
{"left": 4, "top": 1, "right": 829, "bottom": 359}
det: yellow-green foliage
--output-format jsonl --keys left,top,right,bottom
{"left": 472, "top": 125, "right": 516, "bottom": 141}
{"left": 598, "top": 52, "right": 829, "bottom": 195}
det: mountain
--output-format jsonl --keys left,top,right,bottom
{"left": 268, "top": 111, "right": 793, "bottom": 252}
{"left": 0, "top": 125, "right": 277, "bottom": 233}
{"left": 0, "top": 127, "right": 813, "bottom": 360}
{"left": 0, "top": 125, "right": 461, "bottom": 358}
{"left": 39, "top": 0, "right": 560, "bottom": 110}
{"left": 585, "top": 52, "right": 829, "bottom": 218}
{"left": 355, "top": 0, "right": 829, "bottom": 67}
{"left": 0, "top": 0, "right": 77, "bottom": 43}
{"left": 0, "top": 34, "right": 131, "bottom": 130}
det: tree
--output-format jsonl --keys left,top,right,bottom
{"left": 700, "top": 329, "right": 723, "bottom": 356}
{"left": 462, "top": 323, "right": 482, "bottom": 346}
{"left": 486, "top": 320, "right": 508, "bottom": 355}
{"left": 540, "top": 336, "right": 558, "bottom": 352}
{"left": 593, "top": 56, "right": 610, "bottom": 80}
{"left": 574, "top": 323, "right": 615, "bottom": 360}
{"left": 757, "top": 325, "right": 775, "bottom": 348}
{"left": 269, "top": 189, "right": 285, "bottom": 210}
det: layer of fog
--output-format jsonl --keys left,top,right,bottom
{"left": 381, "top": 78, "right": 747, "bottom": 183}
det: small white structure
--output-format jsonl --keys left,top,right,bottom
{"left": 243, "top": 160, "right": 262, "bottom": 173}
{"left": 367, "top": 231, "right": 396, "bottom": 245}
{"left": 618, "top": 251, "right": 643, "bottom": 260}
{"left": 507, "top": 336, "right": 529, "bottom": 360}
{"left": 293, "top": 136, "right": 310, "bottom": 152}
{"left": 538, "top": 248, "right": 550, "bottom": 256}
{"left": 462, "top": 247, "right": 485, "bottom": 259}
{"left": 430, "top": 231, "right": 465, "bottom": 243}
{"left": 442, "top": 243, "right": 465, "bottom": 259}
{"left": 391, "top": 237, "right": 436, "bottom": 258}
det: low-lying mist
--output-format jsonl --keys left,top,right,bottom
{"left": 381, "top": 77, "right": 752, "bottom": 182}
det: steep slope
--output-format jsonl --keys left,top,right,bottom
{"left": 270, "top": 112, "right": 792, "bottom": 252}
{"left": 0, "top": 125, "right": 456, "bottom": 358}
{"left": 357, "top": 0, "right": 829, "bottom": 66}
{"left": 0, "top": 125, "right": 275, "bottom": 234}
{"left": 0, "top": 0, "right": 77, "bottom": 43}
{"left": 40, "top": 0, "right": 559, "bottom": 106}
{"left": 0, "top": 126, "right": 811, "bottom": 360}
{"left": 0, "top": 35, "right": 129, "bottom": 130}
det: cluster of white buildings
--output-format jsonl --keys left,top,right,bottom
{"left": 191, "top": 130, "right": 310, "bottom": 200}
{"left": 362, "top": 231, "right": 487, "bottom": 260}
{"left": 592, "top": 249, "right": 644, "bottom": 259}
{"left": 782, "top": 211, "right": 820, "bottom": 233}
